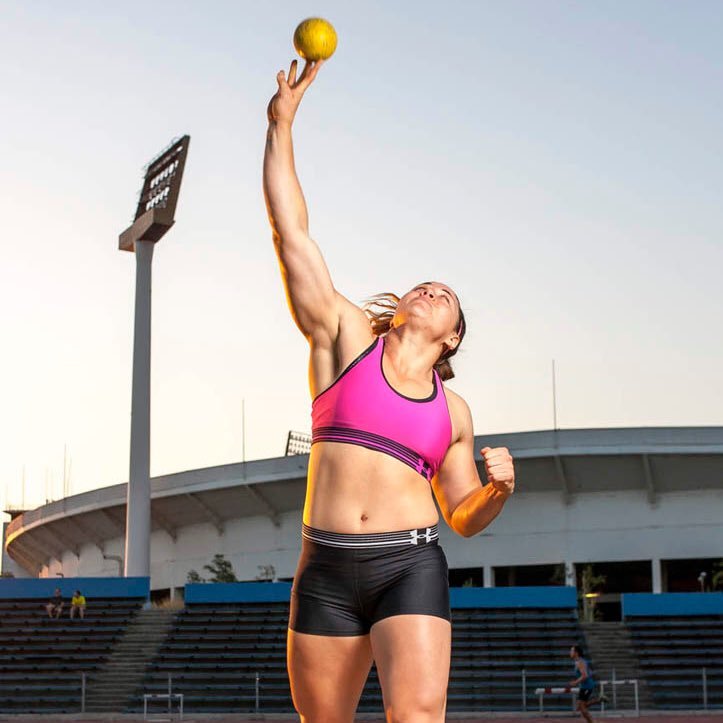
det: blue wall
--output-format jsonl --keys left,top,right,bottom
{"left": 185, "top": 582, "right": 292, "bottom": 604}
{"left": 185, "top": 583, "right": 576, "bottom": 608}
{"left": 0, "top": 577, "right": 150, "bottom": 599}
{"left": 450, "top": 586, "right": 577, "bottom": 609}
{"left": 623, "top": 592, "right": 723, "bottom": 617}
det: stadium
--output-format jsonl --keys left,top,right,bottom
{"left": 2, "top": 425, "right": 723, "bottom": 718}
{"left": 4, "top": 3, "right": 723, "bottom": 720}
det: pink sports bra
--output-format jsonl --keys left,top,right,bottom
{"left": 311, "top": 336, "right": 453, "bottom": 482}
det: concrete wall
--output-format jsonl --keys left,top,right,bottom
{"left": 2, "top": 522, "right": 30, "bottom": 578}
{"left": 37, "top": 488, "right": 723, "bottom": 594}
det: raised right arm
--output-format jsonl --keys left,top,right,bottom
{"left": 263, "top": 60, "right": 373, "bottom": 396}
{"left": 263, "top": 60, "right": 339, "bottom": 346}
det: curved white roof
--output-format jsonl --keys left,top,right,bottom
{"left": 5, "top": 426, "right": 723, "bottom": 575}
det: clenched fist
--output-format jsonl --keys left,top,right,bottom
{"left": 481, "top": 446, "right": 515, "bottom": 497}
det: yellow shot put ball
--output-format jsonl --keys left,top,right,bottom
{"left": 293, "top": 17, "right": 337, "bottom": 61}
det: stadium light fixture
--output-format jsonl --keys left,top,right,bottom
{"left": 119, "top": 135, "right": 190, "bottom": 579}
{"left": 119, "top": 136, "right": 190, "bottom": 251}
{"left": 286, "top": 430, "right": 312, "bottom": 456}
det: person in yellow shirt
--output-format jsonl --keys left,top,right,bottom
{"left": 70, "top": 590, "right": 86, "bottom": 619}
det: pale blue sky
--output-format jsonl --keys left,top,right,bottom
{"left": 2, "top": 1, "right": 722, "bottom": 517}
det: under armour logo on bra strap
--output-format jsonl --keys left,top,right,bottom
{"left": 409, "top": 527, "right": 434, "bottom": 545}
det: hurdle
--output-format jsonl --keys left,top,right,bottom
{"left": 534, "top": 686, "right": 579, "bottom": 712}
{"left": 143, "top": 693, "right": 184, "bottom": 721}
{"left": 599, "top": 677, "right": 639, "bottom": 716}
{"left": 143, "top": 674, "right": 184, "bottom": 721}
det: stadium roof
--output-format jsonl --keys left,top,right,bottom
{"left": 5, "top": 426, "right": 723, "bottom": 574}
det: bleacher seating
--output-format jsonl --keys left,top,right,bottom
{"left": 131, "top": 602, "right": 291, "bottom": 713}
{"left": 626, "top": 615, "right": 723, "bottom": 710}
{"left": 130, "top": 602, "right": 585, "bottom": 714}
{"left": 448, "top": 607, "right": 584, "bottom": 711}
{"left": 0, "top": 597, "right": 145, "bottom": 714}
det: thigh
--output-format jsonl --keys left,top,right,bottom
{"left": 367, "top": 543, "right": 450, "bottom": 624}
{"left": 370, "top": 614, "right": 451, "bottom": 722}
{"left": 290, "top": 539, "right": 367, "bottom": 636}
{"left": 287, "top": 629, "right": 373, "bottom": 723}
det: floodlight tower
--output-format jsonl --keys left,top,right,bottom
{"left": 119, "top": 136, "right": 190, "bottom": 578}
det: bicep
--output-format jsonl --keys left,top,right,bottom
{"left": 432, "top": 398, "right": 482, "bottom": 526}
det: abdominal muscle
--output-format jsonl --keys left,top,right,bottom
{"left": 304, "top": 442, "right": 440, "bottom": 533}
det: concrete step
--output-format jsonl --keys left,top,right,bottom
{"left": 579, "top": 622, "right": 654, "bottom": 710}
{"left": 99, "top": 661, "right": 156, "bottom": 667}
{"left": 89, "top": 681, "right": 141, "bottom": 687}
{"left": 85, "top": 609, "right": 177, "bottom": 713}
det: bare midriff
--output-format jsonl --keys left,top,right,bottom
{"left": 304, "top": 442, "right": 439, "bottom": 533}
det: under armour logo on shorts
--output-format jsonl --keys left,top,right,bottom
{"left": 409, "top": 527, "right": 434, "bottom": 545}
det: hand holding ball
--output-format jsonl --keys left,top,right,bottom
{"left": 267, "top": 18, "right": 333, "bottom": 125}
{"left": 293, "top": 18, "right": 337, "bottom": 61}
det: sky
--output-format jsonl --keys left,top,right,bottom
{"left": 1, "top": 0, "right": 722, "bottom": 518}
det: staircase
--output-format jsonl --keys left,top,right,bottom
{"left": 580, "top": 621, "right": 654, "bottom": 711}
{"left": 85, "top": 608, "right": 177, "bottom": 713}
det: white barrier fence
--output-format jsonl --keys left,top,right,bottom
{"left": 143, "top": 674, "right": 184, "bottom": 722}
{"left": 599, "top": 673, "right": 640, "bottom": 716}
{"left": 533, "top": 686, "right": 579, "bottom": 712}
{"left": 75, "top": 665, "right": 716, "bottom": 714}
{"left": 534, "top": 674, "right": 641, "bottom": 716}
{"left": 143, "top": 693, "right": 184, "bottom": 722}
{"left": 139, "top": 672, "right": 259, "bottom": 720}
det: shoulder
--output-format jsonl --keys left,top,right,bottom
{"left": 311, "top": 290, "right": 372, "bottom": 350}
{"left": 334, "top": 291, "right": 376, "bottom": 357}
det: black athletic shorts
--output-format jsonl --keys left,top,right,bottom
{"left": 578, "top": 687, "right": 593, "bottom": 702}
{"left": 289, "top": 524, "right": 451, "bottom": 636}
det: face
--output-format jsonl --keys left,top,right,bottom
{"left": 570, "top": 646, "right": 577, "bottom": 658}
{"left": 395, "top": 281, "right": 461, "bottom": 347}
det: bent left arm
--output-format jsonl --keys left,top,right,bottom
{"left": 432, "top": 392, "right": 515, "bottom": 538}
{"left": 570, "top": 659, "right": 588, "bottom": 686}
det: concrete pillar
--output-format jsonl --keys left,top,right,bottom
{"left": 125, "top": 240, "right": 154, "bottom": 578}
{"left": 565, "top": 561, "right": 576, "bottom": 588}
{"left": 484, "top": 565, "right": 494, "bottom": 588}
{"left": 652, "top": 558, "right": 662, "bottom": 593}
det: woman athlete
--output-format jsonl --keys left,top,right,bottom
{"left": 263, "top": 58, "right": 516, "bottom": 723}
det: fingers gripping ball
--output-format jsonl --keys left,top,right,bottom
{"left": 293, "top": 18, "right": 337, "bottom": 61}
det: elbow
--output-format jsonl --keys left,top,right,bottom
{"left": 449, "top": 513, "right": 477, "bottom": 539}
{"left": 456, "top": 520, "right": 477, "bottom": 538}
{"left": 456, "top": 524, "right": 484, "bottom": 539}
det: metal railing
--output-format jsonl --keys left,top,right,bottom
{"left": 140, "top": 672, "right": 260, "bottom": 718}
{"left": 7, "top": 665, "right": 717, "bottom": 716}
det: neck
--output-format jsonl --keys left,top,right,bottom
{"left": 384, "top": 326, "right": 441, "bottom": 379}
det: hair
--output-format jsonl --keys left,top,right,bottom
{"left": 362, "top": 291, "right": 466, "bottom": 382}
{"left": 572, "top": 645, "right": 585, "bottom": 657}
